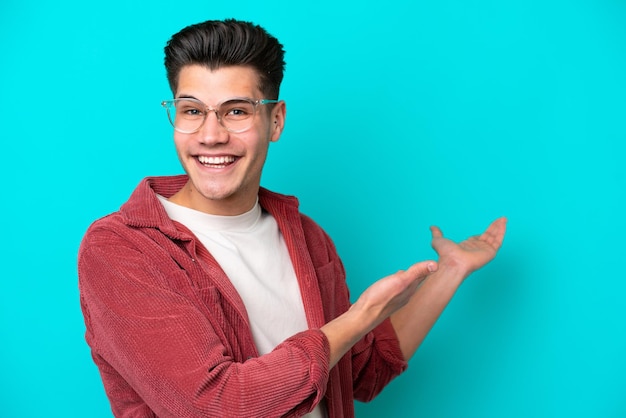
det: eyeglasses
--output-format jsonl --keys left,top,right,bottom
{"left": 161, "top": 97, "right": 279, "bottom": 134}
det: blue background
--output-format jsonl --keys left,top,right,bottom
{"left": 1, "top": 0, "right": 625, "bottom": 417}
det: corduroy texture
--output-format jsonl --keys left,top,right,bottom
{"left": 78, "top": 175, "right": 408, "bottom": 417}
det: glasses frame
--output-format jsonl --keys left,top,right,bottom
{"left": 161, "top": 97, "right": 280, "bottom": 134}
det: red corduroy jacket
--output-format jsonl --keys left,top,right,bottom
{"left": 78, "top": 175, "right": 408, "bottom": 417}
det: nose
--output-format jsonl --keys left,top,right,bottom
{"left": 198, "top": 110, "right": 229, "bottom": 145}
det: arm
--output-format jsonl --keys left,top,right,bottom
{"left": 320, "top": 261, "right": 438, "bottom": 368}
{"left": 321, "top": 218, "right": 506, "bottom": 366}
{"left": 79, "top": 228, "right": 329, "bottom": 418}
{"left": 390, "top": 217, "right": 508, "bottom": 360}
{"left": 298, "top": 214, "right": 422, "bottom": 402}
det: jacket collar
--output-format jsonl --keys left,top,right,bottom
{"left": 119, "top": 175, "right": 301, "bottom": 239}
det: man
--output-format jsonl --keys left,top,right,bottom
{"left": 78, "top": 19, "right": 506, "bottom": 417}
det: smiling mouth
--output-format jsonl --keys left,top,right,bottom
{"left": 197, "top": 155, "right": 237, "bottom": 168}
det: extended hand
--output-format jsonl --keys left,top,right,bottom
{"left": 350, "top": 260, "right": 438, "bottom": 328}
{"left": 323, "top": 218, "right": 507, "bottom": 366}
{"left": 430, "top": 217, "right": 507, "bottom": 278}
{"left": 322, "top": 260, "right": 437, "bottom": 367}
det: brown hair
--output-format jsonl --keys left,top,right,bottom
{"left": 164, "top": 19, "right": 286, "bottom": 99}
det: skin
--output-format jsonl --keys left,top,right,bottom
{"left": 168, "top": 65, "right": 286, "bottom": 216}
{"left": 167, "top": 64, "right": 508, "bottom": 368}
{"left": 322, "top": 218, "right": 507, "bottom": 366}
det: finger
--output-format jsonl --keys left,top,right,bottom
{"left": 430, "top": 225, "right": 443, "bottom": 239}
{"left": 405, "top": 260, "right": 438, "bottom": 278}
{"left": 484, "top": 217, "right": 507, "bottom": 240}
{"left": 391, "top": 261, "right": 437, "bottom": 299}
{"left": 480, "top": 217, "right": 507, "bottom": 248}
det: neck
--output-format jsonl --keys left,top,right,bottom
{"left": 168, "top": 181, "right": 258, "bottom": 216}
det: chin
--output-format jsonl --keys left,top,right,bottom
{"left": 199, "top": 188, "right": 237, "bottom": 202}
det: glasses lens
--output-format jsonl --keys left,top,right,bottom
{"left": 218, "top": 99, "right": 256, "bottom": 133}
{"left": 164, "top": 98, "right": 260, "bottom": 133}
{"left": 169, "top": 99, "right": 205, "bottom": 133}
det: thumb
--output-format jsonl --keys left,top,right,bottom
{"left": 430, "top": 225, "right": 443, "bottom": 239}
{"left": 405, "top": 260, "right": 438, "bottom": 278}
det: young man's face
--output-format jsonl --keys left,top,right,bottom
{"left": 169, "top": 65, "right": 285, "bottom": 215}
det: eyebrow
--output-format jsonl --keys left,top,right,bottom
{"left": 175, "top": 96, "right": 257, "bottom": 104}
{"left": 176, "top": 94, "right": 200, "bottom": 100}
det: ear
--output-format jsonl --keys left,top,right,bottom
{"left": 270, "top": 100, "right": 286, "bottom": 142}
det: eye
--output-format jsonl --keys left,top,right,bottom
{"left": 176, "top": 101, "right": 204, "bottom": 118}
{"left": 221, "top": 100, "right": 255, "bottom": 119}
{"left": 229, "top": 108, "right": 247, "bottom": 116}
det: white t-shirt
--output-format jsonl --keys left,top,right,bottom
{"left": 158, "top": 196, "right": 327, "bottom": 417}
{"left": 157, "top": 196, "right": 309, "bottom": 355}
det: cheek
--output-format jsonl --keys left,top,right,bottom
{"left": 173, "top": 134, "right": 189, "bottom": 152}
{"left": 172, "top": 136, "right": 193, "bottom": 165}
{"left": 251, "top": 133, "right": 272, "bottom": 160}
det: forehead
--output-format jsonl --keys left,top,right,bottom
{"left": 176, "top": 65, "right": 263, "bottom": 102}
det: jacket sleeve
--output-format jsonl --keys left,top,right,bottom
{"left": 78, "top": 223, "right": 330, "bottom": 418}
{"left": 300, "top": 215, "right": 408, "bottom": 403}
{"left": 350, "top": 319, "right": 408, "bottom": 402}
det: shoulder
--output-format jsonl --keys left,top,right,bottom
{"left": 259, "top": 187, "right": 334, "bottom": 243}
{"left": 78, "top": 210, "right": 170, "bottom": 270}
{"left": 299, "top": 212, "right": 332, "bottom": 244}
{"left": 80, "top": 211, "right": 128, "bottom": 248}
{"left": 78, "top": 213, "right": 144, "bottom": 277}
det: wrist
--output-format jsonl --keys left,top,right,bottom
{"left": 430, "top": 261, "right": 469, "bottom": 285}
{"left": 320, "top": 308, "right": 372, "bottom": 367}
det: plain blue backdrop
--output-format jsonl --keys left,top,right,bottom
{"left": 1, "top": 0, "right": 625, "bottom": 417}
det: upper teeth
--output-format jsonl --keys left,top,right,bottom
{"left": 198, "top": 156, "right": 235, "bottom": 165}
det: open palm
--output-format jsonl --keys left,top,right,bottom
{"left": 430, "top": 217, "right": 507, "bottom": 278}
